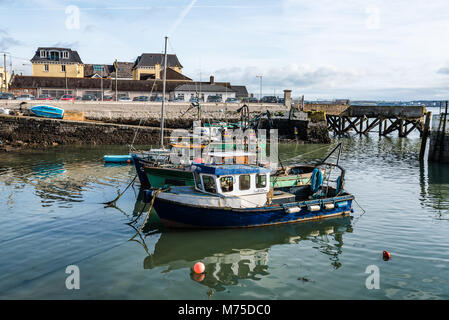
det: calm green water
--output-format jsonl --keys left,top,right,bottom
{"left": 0, "top": 133, "right": 448, "bottom": 299}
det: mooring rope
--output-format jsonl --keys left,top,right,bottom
{"left": 129, "top": 189, "right": 163, "bottom": 241}
{"left": 103, "top": 174, "right": 138, "bottom": 207}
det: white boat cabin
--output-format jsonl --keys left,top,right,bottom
{"left": 192, "top": 164, "right": 271, "bottom": 197}
{"left": 156, "top": 164, "right": 273, "bottom": 209}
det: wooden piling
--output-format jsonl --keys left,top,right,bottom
{"left": 419, "top": 111, "right": 432, "bottom": 162}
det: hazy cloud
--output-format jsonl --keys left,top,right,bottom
{"left": 214, "top": 64, "right": 364, "bottom": 90}
{"left": 0, "top": 29, "right": 20, "bottom": 50}
{"left": 52, "top": 41, "right": 80, "bottom": 49}
{"left": 437, "top": 67, "right": 449, "bottom": 75}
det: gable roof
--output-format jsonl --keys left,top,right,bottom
{"left": 110, "top": 62, "right": 134, "bottom": 79}
{"left": 31, "top": 47, "right": 83, "bottom": 64}
{"left": 230, "top": 85, "right": 248, "bottom": 98}
{"left": 83, "top": 64, "right": 114, "bottom": 78}
{"left": 133, "top": 53, "right": 183, "bottom": 69}
{"left": 159, "top": 68, "right": 192, "bottom": 81}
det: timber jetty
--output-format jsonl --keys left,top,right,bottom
{"left": 303, "top": 103, "right": 427, "bottom": 137}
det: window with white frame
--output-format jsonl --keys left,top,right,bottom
{"left": 40, "top": 50, "right": 47, "bottom": 58}
{"left": 61, "top": 65, "right": 66, "bottom": 72}
{"left": 62, "top": 51, "right": 69, "bottom": 59}
{"left": 44, "top": 64, "right": 49, "bottom": 72}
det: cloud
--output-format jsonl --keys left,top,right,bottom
{"left": 51, "top": 41, "right": 80, "bottom": 49}
{"left": 437, "top": 67, "right": 449, "bottom": 75}
{"left": 0, "top": 29, "right": 20, "bottom": 50}
{"left": 213, "top": 64, "right": 364, "bottom": 90}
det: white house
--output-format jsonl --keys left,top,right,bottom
{"left": 171, "top": 83, "right": 236, "bottom": 102}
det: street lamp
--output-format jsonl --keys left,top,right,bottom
{"left": 256, "top": 75, "right": 263, "bottom": 102}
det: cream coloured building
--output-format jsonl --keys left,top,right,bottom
{"left": 31, "top": 47, "right": 84, "bottom": 78}
{"left": 132, "top": 53, "right": 183, "bottom": 80}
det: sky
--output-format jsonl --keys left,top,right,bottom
{"left": 1, "top": 0, "right": 449, "bottom": 100}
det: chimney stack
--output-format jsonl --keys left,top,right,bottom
{"left": 210, "top": 75, "right": 214, "bottom": 85}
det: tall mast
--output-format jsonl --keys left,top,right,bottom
{"left": 160, "top": 36, "right": 168, "bottom": 149}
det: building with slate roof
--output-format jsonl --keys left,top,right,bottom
{"left": 132, "top": 53, "right": 183, "bottom": 80}
{"left": 31, "top": 47, "right": 84, "bottom": 78}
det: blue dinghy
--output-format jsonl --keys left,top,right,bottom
{"left": 30, "top": 105, "right": 64, "bottom": 119}
{"left": 104, "top": 155, "right": 133, "bottom": 163}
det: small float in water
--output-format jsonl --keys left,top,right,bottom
{"left": 30, "top": 105, "right": 64, "bottom": 119}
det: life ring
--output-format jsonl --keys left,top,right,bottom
{"left": 310, "top": 168, "right": 323, "bottom": 193}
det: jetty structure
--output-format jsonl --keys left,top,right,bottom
{"left": 428, "top": 102, "right": 449, "bottom": 163}
{"left": 303, "top": 103, "right": 428, "bottom": 137}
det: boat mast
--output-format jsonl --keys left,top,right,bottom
{"left": 160, "top": 36, "right": 168, "bottom": 148}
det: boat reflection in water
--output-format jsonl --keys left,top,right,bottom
{"left": 129, "top": 192, "right": 353, "bottom": 291}
{"left": 420, "top": 162, "right": 449, "bottom": 217}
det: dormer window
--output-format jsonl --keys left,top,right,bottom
{"left": 40, "top": 50, "right": 47, "bottom": 58}
{"left": 62, "top": 51, "right": 69, "bottom": 59}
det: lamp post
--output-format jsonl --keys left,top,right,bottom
{"left": 256, "top": 75, "right": 263, "bottom": 103}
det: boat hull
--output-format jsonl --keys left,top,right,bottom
{"left": 153, "top": 196, "right": 353, "bottom": 229}
{"left": 30, "top": 105, "right": 64, "bottom": 119}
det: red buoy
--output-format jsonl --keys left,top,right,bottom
{"left": 193, "top": 273, "right": 205, "bottom": 282}
{"left": 193, "top": 262, "right": 205, "bottom": 274}
{"left": 383, "top": 250, "right": 391, "bottom": 261}
{"left": 126, "top": 159, "right": 131, "bottom": 164}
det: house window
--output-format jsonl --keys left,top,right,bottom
{"left": 220, "top": 176, "right": 234, "bottom": 193}
{"left": 202, "top": 175, "right": 217, "bottom": 194}
{"left": 256, "top": 174, "right": 267, "bottom": 188}
{"left": 61, "top": 65, "right": 66, "bottom": 72}
{"left": 239, "top": 175, "right": 251, "bottom": 191}
{"left": 40, "top": 50, "right": 47, "bottom": 58}
{"left": 62, "top": 51, "right": 69, "bottom": 59}
{"left": 44, "top": 64, "right": 49, "bottom": 72}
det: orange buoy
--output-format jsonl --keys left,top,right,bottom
{"left": 383, "top": 250, "right": 391, "bottom": 261}
{"left": 126, "top": 159, "right": 131, "bottom": 164}
{"left": 193, "top": 262, "right": 205, "bottom": 274}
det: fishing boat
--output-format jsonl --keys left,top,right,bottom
{"left": 30, "top": 105, "right": 64, "bottom": 119}
{"left": 147, "top": 148, "right": 353, "bottom": 229}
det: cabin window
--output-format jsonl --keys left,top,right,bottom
{"left": 202, "top": 175, "right": 216, "bottom": 194}
{"left": 239, "top": 175, "right": 251, "bottom": 191}
{"left": 220, "top": 176, "right": 233, "bottom": 192}
{"left": 194, "top": 172, "right": 202, "bottom": 190}
{"left": 256, "top": 174, "right": 267, "bottom": 188}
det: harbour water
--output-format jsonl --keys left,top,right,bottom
{"left": 0, "top": 132, "right": 448, "bottom": 299}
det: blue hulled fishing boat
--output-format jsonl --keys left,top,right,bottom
{"left": 149, "top": 147, "right": 354, "bottom": 228}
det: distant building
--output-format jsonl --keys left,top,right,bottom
{"left": 0, "top": 66, "right": 11, "bottom": 91}
{"left": 172, "top": 83, "right": 236, "bottom": 102}
{"left": 132, "top": 53, "right": 183, "bottom": 80}
{"left": 31, "top": 47, "right": 84, "bottom": 78}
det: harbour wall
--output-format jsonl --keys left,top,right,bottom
{"left": 0, "top": 114, "right": 328, "bottom": 151}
